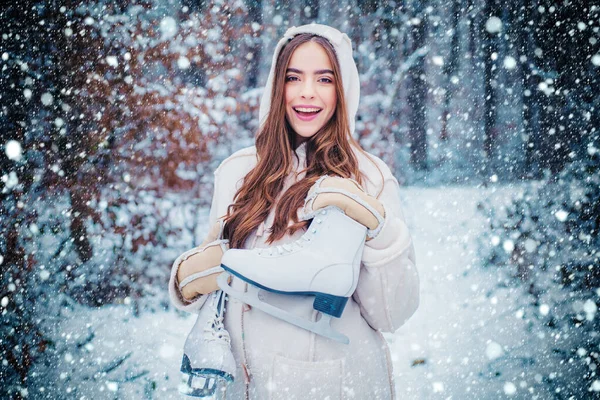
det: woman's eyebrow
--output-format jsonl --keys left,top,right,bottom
{"left": 286, "top": 68, "right": 334, "bottom": 75}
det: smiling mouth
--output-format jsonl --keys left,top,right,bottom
{"left": 293, "top": 107, "right": 322, "bottom": 116}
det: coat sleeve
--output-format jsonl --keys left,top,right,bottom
{"left": 352, "top": 170, "right": 419, "bottom": 333}
{"left": 168, "top": 168, "right": 224, "bottom": 313}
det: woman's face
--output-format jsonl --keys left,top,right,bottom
{"left": 284, "top": 41, "right": 337, "bottom": 146}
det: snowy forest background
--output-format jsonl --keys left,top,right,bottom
{"left": 1, "top": 0, "right": 599, "bottom": 399}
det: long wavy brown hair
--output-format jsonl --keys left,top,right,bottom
{"left": 223, "top": 33, "right": 379, "bottom": 248}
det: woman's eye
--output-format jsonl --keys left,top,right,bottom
{"left": 285, "top": 76, "right": 299, "bottom": 82}
{"left": 319, "top": 77, "right": 333, "bottom": 83}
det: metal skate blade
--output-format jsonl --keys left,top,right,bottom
{"left": 217, "top": 272, "right": 349, "bottom": 344}
{"left": 179, "top": 372, "right": 229, "bottom": 398}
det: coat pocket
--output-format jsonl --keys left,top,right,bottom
{"left": 269, "top": 354, "right": 344, "bottom": 400}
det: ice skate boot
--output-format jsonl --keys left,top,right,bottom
{"left": 217, "top": 176, "right": 385, "bottom": 344}
{"left": 179, "top": 290, "right": 235, "bottom": 398}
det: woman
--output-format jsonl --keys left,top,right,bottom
{"left": 169, "top": 24, "right": 419, "bottom": 399}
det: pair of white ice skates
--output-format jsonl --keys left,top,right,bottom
{"left": 179, "top": 176, "right": 384, "bottom": 397}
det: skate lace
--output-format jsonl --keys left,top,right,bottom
{"left": 256, "top": 218, "right": 323, "bottom": 256}
{"left": 204, "top": 293, "right": 231, "bottom": 344}
{"left": 205, "top": 315, "right": 230, "bottom": 343}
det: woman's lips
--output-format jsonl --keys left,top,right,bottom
{"left": 293, "top": 107, "right": 322, "bottom": 122}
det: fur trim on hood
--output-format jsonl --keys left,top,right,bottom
{"left": 258, "top": 23, "right": 360, "bottom": 136}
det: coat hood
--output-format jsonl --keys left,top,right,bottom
{"left": 258, "top": 23, "right": 360, "bottom": 136}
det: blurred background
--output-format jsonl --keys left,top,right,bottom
{"left": 1, "top": 0, "right": 598, "bottom": 398}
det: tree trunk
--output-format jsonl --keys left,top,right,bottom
{"left": 408, "top": 0, "right": 428, "bottom": 170}
{"left": 466, "top": 0, "right": 477, "bottom": 60}
{"left": 482, "top": 0, "right": 501, "bottom": 177}
{"left": 440, "top": 0, "right": 461, "bottom": 142}
{"left": 518, "top": 0, "right": 540, "bottom": 178}
{"left": 245, "top": 0, "right": 263, "bottom": 88}
{"left": 0, "top": 3, "right": 39, "bottom": 397}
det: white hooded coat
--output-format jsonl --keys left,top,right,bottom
{"left": 169, "top": 23, "right": 419, "bottom": 400}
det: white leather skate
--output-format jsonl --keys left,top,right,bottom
{"left": 179, "top": 290, "right": 236, "bottom": 399}
{"left": 217, "top": 176, "right": 385, "bottom": 344}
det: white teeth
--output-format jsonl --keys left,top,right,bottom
{"left": 294, "top": 107, "right": 321, "bottom": 113}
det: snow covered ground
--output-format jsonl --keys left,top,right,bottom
{"left": 390, "top": 185, "right": 557, "bottom": 399}
{"left": 39, "top": 185, "right": 558, "bottom": 399}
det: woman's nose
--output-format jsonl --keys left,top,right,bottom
{"left": 300, "top": 81, "right": 316, "bottom": 99}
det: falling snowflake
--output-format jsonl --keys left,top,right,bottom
{"left": 41, "top": 92, "right": 54, "bottom": 106}
{"left": 432, "top": 56, "right": 444, "bottom": 66}
{"left": 490, "top": 235, "right": 500, "bottom": 246}
{"left": 554, "top": 210, "right": 569, "bottom": 222}
{"left": 5, "top": 140, "right": 22, "bottom": 161}
{"left": 39, "top": 270, "right": 50, "bottom": 281}
{"left": 502, "top": 240, "right": 514, "bottom": 253}
{"left": 504, "top": 382, "right": 517, "bottom": 395}
{"left": 485, "top": 16, "right": 502, "bottom": 33}
{"left": 160, "top": 16, "right": 178, "bottom": 39}
{"left": 178, "top": 56, "right": 191, "bottom": 69}
{"left": 524, "top": 238, "right": 537, "bottom": 253}
{"left": 106, "top": 56, "right": 118, "bottom": 67}
{"left": 583, "top": 300, "right": 597, "bottom": 321}
{"left": 486, "top": 341, "right": 503, "bottom": 360}
{"left": 503, "top": 56, "right": 517, "bottom": 70}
